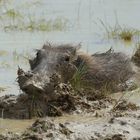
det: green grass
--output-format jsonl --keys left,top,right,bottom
{"left": 0, "top": 86, "right": 6, "bottom": 92}
{"left": 99, "top": 19, "right": 140, "bottom": 41}
{"left": 70, "top": 63, "right": 88, "bottom": 90}
{"left": 0, "top": 1, "right": 69, "bottom": 32}
{"left": 52, "top": 18, "right": 68, "bottom": 31}
{"left": 119, "top": 28, "right": 140, "bottom": 41}
{"left": 5, "top": 9, "right": 22, "bottom": 19}
{"left": 2, "top": 17, "right": 69, "bottom": 32}
{"left": 26, "top": 17, "right": 68, "bottom": 32}
{"left": 70, "top": 61, "right": 118, "bottom": 95}
{"left": 12, "top": 49, "right": 31, "bottom": 65}
{"left": 13, "top": 50, "right": 20, "bottom": 61}
{"left": 0, "top": 50, "right": 8, "bottom": 56}
{"left": 37, "top": 19, "right": 51, "bottom": 31}
{"left": 0, "top": 61, "right": 11, "bottom": 68}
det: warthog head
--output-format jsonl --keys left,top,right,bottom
{"left": 17, "top": 44, "right": 80, "bottom": 95}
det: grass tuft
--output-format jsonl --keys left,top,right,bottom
{"left": 5, "top": 9, "right": 22, "bottom": 19}
{"left": 119, "top": 28, "right": 139, "bottom": 41}
{"left": 99, "top": 19, "right": 140, "bottom": 42}
{"left": 0, "top": 86, "right": 6, "bottom": 92}
{"left": 70, "top": 63, "right": 88, "bottom": 90}
{"left": 2, "top": 17, "right": 69, "bottom": 32}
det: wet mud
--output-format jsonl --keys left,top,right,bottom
{"left": 0, "top": 103, "right": 140, "bottom": 140}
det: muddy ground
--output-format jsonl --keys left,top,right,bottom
{"left": 0, "top": 92, "right": 140, "bottom": 140}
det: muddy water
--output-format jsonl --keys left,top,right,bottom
{"left": 0, "top": 89, "right": 140, "bottom": 134}
{"left": 0, "top": 115, "right": 102, "bottom": 133}
{"left": 0, "top": 118, "right": 35, "bottom": 133}
{"left": 0, "top": 0, "right": 140, "bottom": 135}
{"left": 111, "top": 88, "right": 140, "bottom": 106}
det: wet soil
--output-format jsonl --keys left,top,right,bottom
{"left": 0, "top": 109, "right": 140, "bottom": 140}
{"left": 0, "top": 90, "right": 140, "bottom": 140}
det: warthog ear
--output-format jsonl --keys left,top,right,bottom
{"left": 33, "top": 48, "right": 38, "bottom": 51}
{"left": 33, "top": 49, "right": 41, "bottom": 56}
{"left": 42, "top": 42, "right": 52, "bottom": 50}
{"left": 105, "top": 47, "right": 114, "bottom": 54}
{"left": 17, "top": 66, "right": 25, "bottom": 76}
{"left": 70, "top": 43, "right": 81, "bottom": 56}
{"left": 29, "top": 59, "right": 34, "bottom": 68}
{"left": 74, "top": 43, "right": 81, "bottom": 51}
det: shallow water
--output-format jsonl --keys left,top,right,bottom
{"left": 111, "top": 88, "right": 140, "bottom": 106}
{"left": 0, "top": 115, "right": 103, "bottom": 133}
{"left": 0, "top": 0, "right": 140, "bottom": 96}
{"left": 0, "top": 118, "right": 35, "bottom": 133}
{"left": 0, "top": 0, "right": 140, "bottom": 134}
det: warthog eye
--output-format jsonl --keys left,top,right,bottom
{"left": 65, "top": 55, "right": 70, "bottom": 62}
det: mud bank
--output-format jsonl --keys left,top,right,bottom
{"left": 0, "top": 89, "right": 113, "bottom": 119}
{"left": 0, "top": 84, "right": 140, "bottom": 139}
{"left": 0, "top": 88, "right": 140, "bottom": 139}
{"left": 0, "top": 86, "right": 138, "bottom": 119}
{"left": 0, "top": 102, "right": 140, "bottom": 140}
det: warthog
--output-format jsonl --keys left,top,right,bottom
{"left": 0, "top": 43, "right": 135, "bottom": 119}
{"left": 17, "top": 43, "right": 134, "bottom": 95}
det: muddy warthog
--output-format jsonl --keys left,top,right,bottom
{"left": 0, "top": 43, "right": 135, "bottom": 119}
{"left": 17, "top": 43, "right": 134, "bottom": 95}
